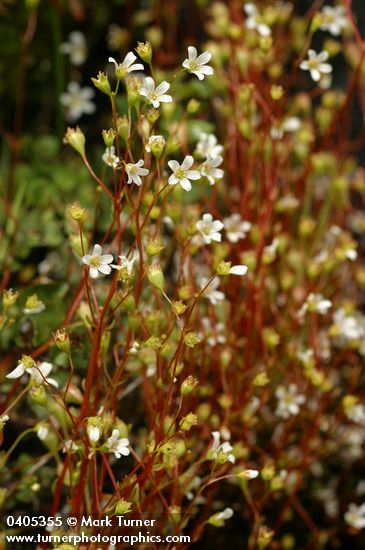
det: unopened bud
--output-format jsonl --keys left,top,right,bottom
{"left": 135, "top": 41, "right": 152, "bottom": 64}
{"left": 146, "top": 265, "right": 165, "bottom": 291}
{"left": 67, "top": 202, "right": 85, "bottom": 221}
{"left": 63, "top": 127, "right": 86, "bottom": 158}
{"left": 114, "top": 499, "right": 132, "bottom": 515}
{"left": 53, "top": 329, "right": 70, "bottom": 354}
{"left": 181, "top": 375, "right": 199, "bottom": 396}
{"left": 3, "top": 289, "right": 19, "bottom": 311}
{"left": 102, "top": 128, "right": 117, "bottom": 148}
{"left": 146, "top": 239, "right": 164, "bottom": 257}
{"left": 91, "top": 71, "right": 111, "bottom": 95}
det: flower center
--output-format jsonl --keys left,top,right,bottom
{"left": 175, "top": 168, "right": 186, "bottom": 180}
{"left": 89, "top": 256, "right": 101, "bottom": 267}
{"left": 189, "top": 60, "right": 200, "bottom": 71}
{"left": 308, "top": 58, "right": 319, "bottom": 70}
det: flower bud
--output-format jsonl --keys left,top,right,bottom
{"left": 146, "top": 239, "right": 164, "bottom": 257}
{"left": 53, "top": 328, "right": 70, "bottom": 354}
{"left": 145, "top": 135, "right": 166, "bottom": 159}
{"left": 3, "top": 289, "right": 19, "bottom": 311}
{"left": 258, "top": 526, "right": 274, "bottom": 550}
{"left": 87, "top": 416, "right": 102, "bottom": 445}
{"left": 172, "top": 301, "right": 187, "bottom": 316}
{"left": 114, "top": 499, "right": 132, "bottom": 515}
{"left": 67, "top": 201, "right": 86, "bottom": 222}
{"left": 29, "top": 386, "right": 47, "bottom": 407}
{"left": 181, "top": 375, "right": 199, "bottom": 396}
{"left": 135, "top": 41, "right": 152, "bottom": 63}
{"left": 91, "top": 71, "right": 111, "bottom": 95}
{"left": 102, "top": 128, "right": 117, "bottom": 148}
{"left": 179, "top": 413, "right": 198, "bottom": 431}
{"left": 146, "top": 265, "right": 165, "bottom": 291}
{"left": 146, "top": 108, "right": 160, "bottom": 125}
{"left": 117, "top": 116, "right": 129, "bottom": 140}
{"left": 184, "top": 332, "right": 201, "bottom": 348}
{"left": 63, "top": 127, "right": 86, "bottom": 158}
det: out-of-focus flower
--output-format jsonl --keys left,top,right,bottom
{"left": 270, "top": 117, "right": 302, "bottom": 140}
{"left": 210, "top": 431, "right": 235, "bottom": 463}
{"left": 319, "top": 5, "right": 347, "bottom": 36}
{"left": 201, "top": 156, "right": 224, "bottom": 185}
{"left": 223, "top": 214, "right": 251, "bottom": 243}
{"left": 23, "top": 294, "right": 45, "bottom": 315}
{"left": 108, "top": 52, "right": 144, "bottom": 79}
{"left": 196, "top": 213, "right": 224, "bottom": 244}
{"left": 244, "top": 3, "right": 271, "bottom": 37}
{"left": 82, "top": 244, "right": 113, "bottom": 279}
{"left": 60, "top": 82, "right": 95, "bottom": 122}
{"left": 105, "top": 429, "right": 130, "bottom": 459}
{"left": 7, "top": 357, "right": 58, "bottom": 387}
{"left": 107, "top": 24, "right": 129, "bottom": 51}
{"left": 200, "top": 317, "right": 226, "bottom": 346}
{"left": 102, "top": 146, "right": 119, "bottom": 168}
{"left": 111, "top": 251, "right": 139, "bottom": 276}
{"left": 196, "top": 133, "right": 223, "bottom": 159}
{"left": 300, "top": 50, "right": 332, "bottom": 82}
{"left": 60, "top": 31, "right": 87, "bottom": 66}
{"left": 168, "top": 156, "right": 200, "bottom": 192}
{"left": 345, "top": 503, "right": 365, "bottom": 529}
{"left": 125, "top": 160, "right": 149, "bottom": 186}
{"left": 298, "top": 293, "right": 332, "bottom": 319}
{"left": 139, "top": 77, "right": 172, "bottom": 108}
{"left": 275, "top": 384, "right": 305, "bottom": 419}
{"left": 182, "top": 46, "right": 214, "bottom": 80}
{"left": 87, "top": 417, "right": 102, "bottom": 444}
{"left": 200, "top": 277, "right": 225, "bottom": 305}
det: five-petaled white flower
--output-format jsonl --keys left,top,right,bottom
{"left": 210, "top": 431, "right": 235, "bottom": 463}
{"left": 60, "top": 82, "right": 95, "bottom": 122}
{"left": 298, "top": 293, "right": 332, "bottom": 319}
{"left": 111, "top": 250, "right": 139, "bottom": 275}
{"left": 168, "top": 156, "right": 200, "bottom": 191}
{"left": 7, "top": 359, "right": 58, "bottom": 387}
{"left": 82, "top": 244, "right": 113, "bottom": 279}
{"left": 200, "top": 277, "right": 225, "bottom": 305}
{"left": 201, "top": 156, "right": 224, "bottom": 185}
{"left": 196, "top": 213, "right": 224, "bottom": 244}
{"left": 102, "top": 146, "right": 120, "bottom": 168}
{"left": 108, "top": 52, "right": 144, "bottom": 78}
{"left": 60, "top": 81, "right": 95, "bottom": 122}
{"left": 345, "top": 502, "right": 365, "bottom": 529}
{"left": 60, "top": 31, "right": 87, "bottom": 66}
{"left": 244, "top": 3, "right": 271, "bottom": 37}
{"left": 125, "top": 160, "right": 149, "bottom": 186}
{"left": 182, "top": 46, "right": 214, "bottom": 81}
{"left": 319, "top": 5, "right": 347, "bottom": 36}
{"left": 139, "top": 77, "right": 172, "bottom": 108}
{"left": 275, "top": 384, "right": 305, "bottom": 419}
{"left": 196, "top": 133, "right": 223, "bottom": 159}
{"left": 299, "top": 49, "right": 332, "bottom": 82}
{"left": 105, "top": 429, "right": 130, "bottom": 459}
{"left": 223, "top": 213, "right": 251, "bottom": 243}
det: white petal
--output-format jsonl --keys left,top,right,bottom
{"left": 6, "top": 364, "right": 26, "bottom": 379}
{"left": 229, "top": 265, "right": 248, "bottom": 276}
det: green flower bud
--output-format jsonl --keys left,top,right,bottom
{"left": 91, "top": 71, "right": 111, "bottom": 95}
{"left": 102, "top": 128, "right": 117, "bottom": 148}
{"left": 63, "top": 127, "right": 86, "bottom": 158}
{"left": 117, "top": 116, "right": 129, "bottom": 140}
{"left": 179, "top": 412, "right": 198, "bottom": 431}
{"left": 29, "top": 386, "right": 47, "bottom": 407}
{"left": 172, "top": 301, "right": 187, "bottom": 315}
{"left": 53, "top": 328, "right": 70, "bottom": 354}
{"left": 146, "top": 239, "right": 164, "bottom": 257}
{"left": 181, "top": 375, "right": 199, "bottom": 396}
{"left": 146, "top": 265, "right": 165, "bottom": 291}
{"left": 67, "top": 201, "right": 86, "bottom": 222}
{"left": 3, "top": 289, "right": 19, "bottom": 311}
{"left": 135, "top": 41, "right": 152, "bottom": 63}
{"left": 184, "top": 332, "right": 201, "bottom": 348}
{"left": 114, "top": 499, "right": 132, "bottom": 515}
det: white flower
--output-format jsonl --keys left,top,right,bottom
{"left": 88, "top": 426, "right": 101, "bottom": 444}
{"left": 63, "top": 440, "right": 79, "bottom": 453}
{"left": 125, "top": 160, "right": 149, "bottom": 186}
{"left": 240, "top": 469, "right": 259, "bottom": 480}
{"left": 0, "top": 415, "right": 9, "bottom": 424}
{"left": 332, "top": 308, "right": 365, "bottom": 343}
{"left": 270, "top": 117, "right": 302, "bottom": 140}
{"left": 108, "top": 52, "right": 144, "bottom": 77}
{"left": 102, "top": 146, "right": 119, "bottom": 168}
{"left": 182, "top": 46, "right": 214, "bottom": 80}
{"left": 82, "top": 244, "right": 114, "bottom": 279}
{"left": 111, "top": 250, "right": 139, "bottom": 275}
{"left": 200, "top": 277, "right": 225, "bottom": 305}
{"left": 168, "top": 156, "right": 200, "bottom": 191}
{"left": 60, "top": 82, "right": 95, "bottom": 122}
{"left": 275, "top": 384, "right": 305, "bottom": 419}
{"left": 60, "top": 31, "right": 87, "bottom": 66}
{"left": 298, "top": 293, "right": 332, "bottom": 318}
{"left": 7, "top": 359, "right": 58, "bottom": 387}
{"left": 139, "top": 77, "right": 172, "bottom": 108}
{"left": 215, "top": 507, "right": 234, "bottom": 521}
{"left": 23, "top": 299, "right": 45, "bottom": 315}
{"left": 229, "top": 265, "right": 248, "bottom": 276}
{"left": 299, "top": 49, "right": 332, "bottom": 82}
{"left": 345, "top": 503, "right": 365, "bottom": 529}
{"left": 244, "top": 3, "right": 271, "bottom": 37}
{"left": 345, "top": 402, "right": 365, "bottom": 425}
{"left": 223, "top": 214, "right": 251, "bottom": 243}
{"left": 196, "top": 133, "right": 223, "bottom": 159}
{"left": 210, "top": 431, "right": 235, "bottom": 463}
{"left": 201, "top": 156, "right": 224, "bottom": 185}
{"left": 37, "top": 423, "right": 49, "bottom": 441}
{"left": 196, "top": 213, "right": 224, "bottom": 244}
{"left": 200, "top": 317, "right": 226, "bottom": 346}
{"left": 319, "top": 5, "right": 347, "bottom": 36}
{"left": 105, "top": 429, "right": 130, "bottom": 459}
